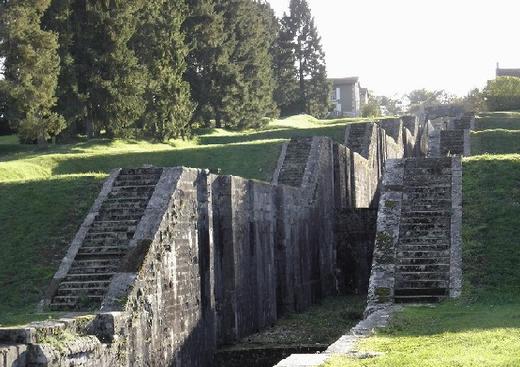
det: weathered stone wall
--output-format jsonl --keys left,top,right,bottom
{"left": 0, "top": 116, "right": 426, "bottom": 367}
{"left": 212, "top": 176, "right": 277, "bottom": 344}
{"left": 335, "top": 209, "right": 377, "bottom": 294}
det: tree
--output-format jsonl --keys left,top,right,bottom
{"left": 374, "top": 95, "right": 404, "bottom": 116}
{"left": 462, "top": 88, "right": 486, "bottom": 112}
{"left": 133, "top": 0, "right": 194, "bottom": 140}
{"left": 42, "top": 0, "right": 83, "bottom": 138}
{"left": 71, "top": 0, "right": 146, "bottom": 138}
{"left": 272, "top": 14, "right": 299, "bottom": 116}
{"left": 361, "top": 98, "right": 381, "bottom": 118}
{"left": 279, "top": 0, "right": 330, "bottom": 117}
{"left": 483, "top": 77, "right": 520, "bottom": 112}
{"left": 213, "top": 0, "right": 277, "bottom": 129}
{"left": 183, "top": 0, "right": 225, "bottom": 126}
{"left": 1, "top": 0, "right": 65, "bottom": 145}
{"left": 0, "top": 80, "right": 10, "bottom": 135}
{"left": 406, "top": 88, "right": 459, "bottom": 114}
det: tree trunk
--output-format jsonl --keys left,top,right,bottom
{"left": 299, "top": 56, "right": 306, "bottom": 114}
{"left": 37, "top": 131, "right": 48, "bottom": 148}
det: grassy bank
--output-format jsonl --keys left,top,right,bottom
{"left": 325, "top": 112, "right": 520, "bottom": 367}
{"left": 0, "top": 115, "right": 359, "bottom": 326}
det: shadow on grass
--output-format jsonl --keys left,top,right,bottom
{"left": 52, "top": 140, "right": 284, "bottom": 182}
{"left": 197, "top": 125, "right": 347, "bottom": 146}
{"left": 0, "top": 175, "right": 104, "bottom": 325}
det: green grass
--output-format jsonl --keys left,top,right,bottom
{"left": 0, "top": 115, "right": 358, "bottom": 326}
{"left": 325, "top": 113, "right": 520, "bottom": 367}
{"left": 471, "top": 130, "right": 520, "bottom": 155}
{"left": 475, "top": 111, "right": 520, "bottom": 131}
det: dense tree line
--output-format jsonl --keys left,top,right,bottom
{"left": 0, "top": 0, "right": 330, "bottom": 145}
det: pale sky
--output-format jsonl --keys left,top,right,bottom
{"left": 268, "top": 0, "right": 520, "bottom": 97}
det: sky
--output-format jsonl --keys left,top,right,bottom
{"left": 268, "top": 0, "right": 520, "bottom": 97}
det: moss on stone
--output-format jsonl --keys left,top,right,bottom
{"left": 385, "top": 200, "right": 398, "bottom": 209}
{"left": 375, "top": 287, "right": 391, "bottom": 303}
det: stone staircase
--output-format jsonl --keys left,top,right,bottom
{"left": 345, "top": 123, "right": 370, "bottom": 157}
{"left": 440, "top": 130, "right": 465, "bottom": 156}
{"left": 277, "top": 138, "right": 312, "bottom": 186}
{"left": 394, "top": 158, "right": 452, "bottom": 303}
{"left": 50, "top": 168, "right": 163, "bottom": 311}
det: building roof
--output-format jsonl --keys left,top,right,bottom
{"left": 329, "top": 77, "right": 359, "bottom": 85}
{"left": 496, "top": 68, "right": 520, "bottom": 78}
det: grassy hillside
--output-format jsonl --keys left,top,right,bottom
{"left": 0, "top": 115, "right": 360, "bottom": 326}
{"left": 325, "top": 112, "right": 520, "bottom": 367}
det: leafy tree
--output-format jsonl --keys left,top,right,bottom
{"left": 361, "top": 98, "right": 381, "bottom": 118}
{"left": 483, "top": 77, "right": 520, "bottom": 112}
{"left": 133, "top": 0, "right": 194, "bottom": 140}
{"left": 213, "top": 0, "right": 277, "bottom": 129}
{"left": 279, "top": 0, "right": 330, "bottom": 117}
{"left": 1, "top": 0, "right": 65, "bottom": 145}
{"left": 407, "top": 88, "right": 459, "bottom": 114}
{"left": 374, "top": 95, "right": 404, "bottom": 116}
{"left": 462, "top": 88, "right": 486, "bottom": 112}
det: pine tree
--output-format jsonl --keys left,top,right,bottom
{"left": 214, "top": 0, "right": 277, "bottom": 129}
{"left": 71, "top": 0, "right": 146, "bottom": 138}
{"left": 183, "top": 0, "right": 225, "bottom": 126}
{"left": 133, "top": 0, "right": 194, "bottom": 141}
{"left": 304, "top": 19, "right": 330, "bottom": 118}
{"left": 0, "top": 0, "right": 65, "bottom": 145}
{"left": 42, "top": 0, "right": 83, "bottom": 137}
{"left": 273, "top": 14, "right": 299, "bottom": 116}
{"left": 280, "top": 0, "right": 330, "bottom": 117}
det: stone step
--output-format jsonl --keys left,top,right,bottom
{"left": 395, "top": 279, "right": 448, "bottom": 289}
{"left": 69, "top": 263, "right": 119, "bottom": 274}
{"left": 404, "top": 158, "right": 452, "bottom": 168}
{"left": 394, "top": 295, "right": 447, "bottom": 303}
{"left": 51, "top": 294, "right": 103, "bottom": 303}
{"left": 397, "top": 250, "right": 450, "bottom": 258}
{"left": 55, "top": 287, "right": 107, "bottom": 296}
{"left": 397, "top": 244, "right": 450, "bottom": 252}
{"left": 62, "top": 273, "right": 115, "bottom": 282}
{"left": 399, "top": 229, "right": 450, "bottom": 237}
{"left": 77, "top": 246, "right": 129, "bottom": 256}
{"left": 403, "top": 192, "right": 451, "bottom": 200}
{"left": 397, "top": 257, "right": 450, "bottom": 265}
{"left": 81, "top": 237, "right": 129, "bottom": 247}
{"left": 400, "top": 222, "right": 450, "bottom": 229}
{"left": 400, "top": 238, "right": 450, "bottom": 245}
{"left": 88, "top": 225, "right": 137, "bottom": 235}
{"left": 394, "top": 288, "right": 448, "bottom": 296}
{"left": 113, "top": 177, "right": 161, "bottom": 186}
{"left": 404, "top": 167, "right": 453, "bottom": 175}
{"left": 119, "top": 168, "right": 163, "bottom": 176}
{"left": 90, "top": 219, "right": 138, "bottom": 230}
{"left": 396, "top": 272, "right": 449, "bottom": 281}
{"left": 84, "top": 231, "right": 132, "bottom": 241}
{"left": 95, "top": 212, "right": 143, "bottom": 222}
{"left": 396, "top": 264, "right": 450, "bottom": 272}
